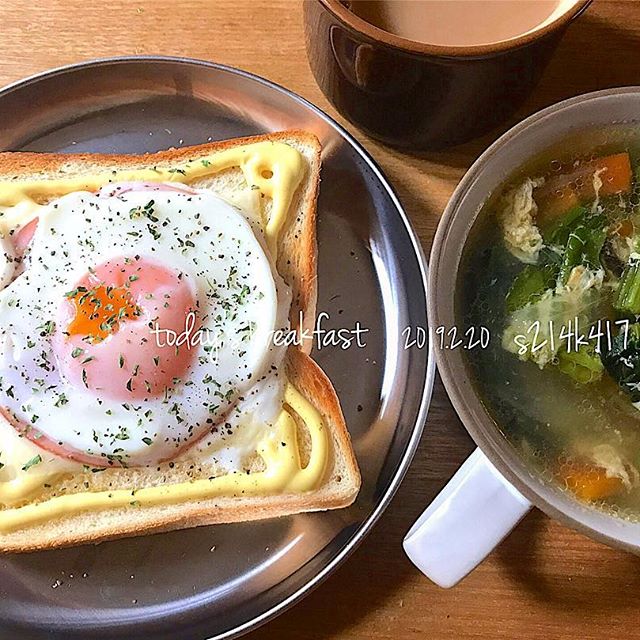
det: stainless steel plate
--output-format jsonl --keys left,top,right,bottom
{"left": 0, "top": 56, "right": 434, "bottom": 640}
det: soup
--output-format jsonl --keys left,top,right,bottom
{"left": 462, "top": 125, "right": 640, "bottom": 520}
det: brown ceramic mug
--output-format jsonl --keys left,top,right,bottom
{"left": 303, "top": 0, "right": 591, "bottom": 150}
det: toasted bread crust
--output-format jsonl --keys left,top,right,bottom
{"left": 0, "top": 130, "right": 314, "bottom": 182}
{"left": 0, "top": 132, "right": 361, "bottom": 552}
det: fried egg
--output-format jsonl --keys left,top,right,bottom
{"left": 0, "top": 186, "right": 290, "bottom": 468}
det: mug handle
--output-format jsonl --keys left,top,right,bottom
{"left": 403, "top": 447, "right": 532, "bottom": 588}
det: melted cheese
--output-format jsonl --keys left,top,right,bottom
{"left": 0, "top": 384, "right": 328, "bottom": 532}
{"left": 0, "top": 140, "right": 305, "bottom": 255}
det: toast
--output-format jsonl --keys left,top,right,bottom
{"left": 0, "top": 131, "right": 361, "bottom": 552}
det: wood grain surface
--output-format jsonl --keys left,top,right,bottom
{"left": 1, "top": 1, "right": 640, "bottom": 638}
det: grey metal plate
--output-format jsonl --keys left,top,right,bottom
{"left": 0, "top": 56, "right": 434, "bottom": 640}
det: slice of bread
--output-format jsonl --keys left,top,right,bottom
{"left": 0, "top": 131, "right": 361, "bottom": 552}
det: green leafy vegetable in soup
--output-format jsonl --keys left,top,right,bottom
{"left": 602, "top": 323, "right": 640, "bottom": 402}
{"left": 462, "top": 131, "right": 640, "bottom": 516}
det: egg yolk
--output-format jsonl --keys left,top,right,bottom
{"left": 66, "top": 284, "right": 141, "bottom": 342}
{"left": 55, "top": 256, "right": 198, "bottom": 401}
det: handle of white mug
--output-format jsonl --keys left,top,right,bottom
{"left": 403, "top": 447, "right": 532, "bottom": 588}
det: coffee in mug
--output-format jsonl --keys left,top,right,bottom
{"left": 346, "top": 0, "right": 573, "bottom": 47}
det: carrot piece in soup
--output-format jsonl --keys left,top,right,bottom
{"left": 614, "top": 218, "right": 634, "bottom": 238}
{"left": 536, "top": 153, "right": 632, "bottom": 224}
{"left": 591, "top": 152, "right": 633, "bottom": 197}
{"left": 560, "top": 463, "right": 625, "bottom": 501}
{"left": 570, "top": 152, "right": 632, "bottom": 200}
{"left": 535, "top": 183, "right": 580, "bottom": 224}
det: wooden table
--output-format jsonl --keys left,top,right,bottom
{"left": 2, "top": 1, "right": 640, "bottom": 638}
